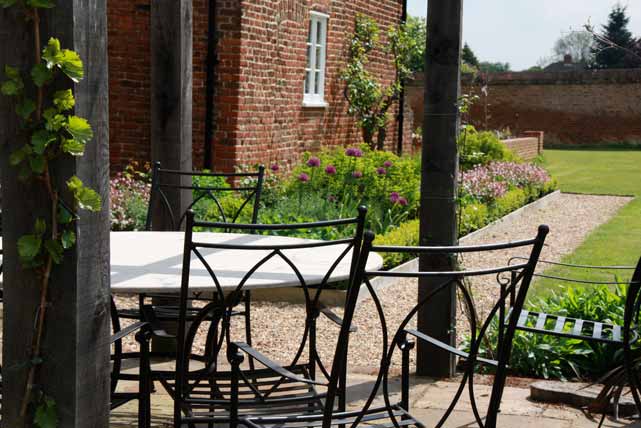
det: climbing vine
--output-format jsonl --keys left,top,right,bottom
{"left": 342, "top": 14, "right": 415, "bottom": 150}
{"left": 1, "top": 0, "right": 101, "bottom": 426}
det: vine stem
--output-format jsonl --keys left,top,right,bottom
{"left": 19, "top": 6, "right": 58, "bottom": 418}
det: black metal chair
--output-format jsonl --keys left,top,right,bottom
{"left": 121, "top": 163, "right": 266, "bottom": 352}
{"left": 137, "top": 208, "right": 367, "bottom": 427}
{"left": 508, "top": 257, "right": 641, "bottom": 414}
{"left": 109, "top": 297, "right": 152, "bottom": 427}
{"left": 234, "top": 225, "right": 549, "bottom": 428}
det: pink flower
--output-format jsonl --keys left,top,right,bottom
{"left": 298, "top": 173, "right": 310, "bottom": 182}
{"left": 325, "top": 165, "right": 337, "bottom": 175}
{"left": 352, "top": 170, "right": 363, "bottom": 179}
{"left": 270, "top": 163, "right": 280, "bottom": 172}
{"left": 383, "top": 160, "right": 393, "bottom": 168}
{"left": 389, "top": 192, "right": 400, "bottom": 203}
{"left": 376, "top": 167, "right": 387, "bottom": 176}
{"left": 345, "top": 147, "right": 363, "bottom": 157}
{"left": 306, "top": 156, "right": 321, "bottom": 167}
{"left": 398, "top": 197, "right": 408, "bottom": 206}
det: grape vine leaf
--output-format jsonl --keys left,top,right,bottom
{"left": 67, "top": 116, "right": 93, "bottom": 143}
{"left": 53, "top": 89, "right": 75, "bottom": 111}
{"left": 32, "top": 130, "right": 57, "bottom": 155}
{"left": 61, "top": 138, "right": 85, "bottom": 156}
{"left": 67, "top": 176, "right": 101, "bottom": 212}
{"left": 34, "top": 396, "right": 58, "bottom": 428}
{"left": 16, "top": 98, "right": 36, "bottom": 119}
{"left": 26, "top": 0, "right": 55, "bottom": 8}
{"left": 61, "top": 229, "right": 76, "bottom": 249}
{"left": 42, "top": 38, "right": 62, "bottom": 69}
{"left": 0, "top": 0, "right": 18, "bottom": 8}
{"left": 44, "top": 239, "right": 64, "bottom": 264}
{"left": 31, "top": 63, "right": 53, "bottom": 87}
{"left": 1, "top": 65, "right": 24, "bottom": 96}
{"left": 59, "top": 49, "right": 83, "bottom": 82}
{"left": 18, "top": 235, "right": 42, "bottom": 262}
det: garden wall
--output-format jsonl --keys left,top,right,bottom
{"left": 502, "top": 134, "right": 543, "bottom": 161}
{"left": 407, "top": 70, "right": 641, "bottom": 146}
{"left": 107, "top": 0, "right": 413, "bottom": 173}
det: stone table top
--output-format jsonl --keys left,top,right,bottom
{"left": 110, "top": 231, "right": 382, "bottom": 294}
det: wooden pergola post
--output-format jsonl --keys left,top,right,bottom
{"left": 0, "top": 1, "right": 111, "bottom": 426}
{"left": 417, "top": 0, "right": 464, "bottom": 377}
{"left": 150, "top": 0, "right": 193, "bottom": 229}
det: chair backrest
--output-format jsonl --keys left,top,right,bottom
{"left": 145, "top": 162, "right": 265, "bottom": 231}
{"left": 321, "top": 225, "right": 549, "bottom": 428}
{"left": 174, "top": 207, "right": 367, "bottom": 403}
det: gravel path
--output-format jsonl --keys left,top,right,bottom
{"left": 116, "top": 193, "right": 632, "bottom": 373}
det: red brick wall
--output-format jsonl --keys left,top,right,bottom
{"left": 501, "top": 137, "right": 542, "bottom": 161}
{"left": 107, "top": 0, "right": 408, "bottom": 173}
{"left": 463, "top": 70, "right": 641, "bottom": 146}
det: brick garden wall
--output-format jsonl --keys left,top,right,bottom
{"left": 408, "top": 70, "right": 641, "bottom": 147}
{"left": 107, "top": 0, "right": 410, "bottom": 173}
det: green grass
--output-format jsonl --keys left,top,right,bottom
{"left": 530, "top": 149, "right": 641, "bottom": 297}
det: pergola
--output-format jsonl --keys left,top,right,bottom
{"left": 0, "top": 0, "right": 462, "bottom": 425}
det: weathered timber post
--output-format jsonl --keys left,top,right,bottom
{"left": 150, "top": 0, "right": 193, "bottom": 229}
{"left": 417, "top": 0, "right": 464, "bottom": 377}
{"left": 0, "top": 1, "right": 111, "bottom": 426}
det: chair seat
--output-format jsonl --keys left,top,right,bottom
{"left": 513, "top": 309, "right": 637, "bottom": 345}
{"left": 155, "top": 364, "right": 325, "bottom": 420}
{"left": 242, "top": 405, "right": 423, "bottom": 428}
{"left": 119, "top": 305, "right": 246, "bottom": 322}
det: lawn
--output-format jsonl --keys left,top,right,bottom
{"left": 531, "top": 149, "right": 641, "bottom": 296}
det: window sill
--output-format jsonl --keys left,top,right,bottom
{"left": 302, "top": 100, "right": 328, "bottom": 108}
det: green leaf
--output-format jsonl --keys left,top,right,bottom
{"left": 31, "top": 63, "right": 53, "bottom": 87}
{"left": 34, "top": 396, "right": 58, "bottom": 428}
{"left": 44, "top": 239, "right": 64, "bottom": 264}
{"left": 43, "top": 108, "right": 66, "bottom": 131}
{"left": 34, "top": 218, "right": 47, "bottom": 235}
{"left": 59, "top": 49, "right": 83, "bottom": 82}
{"left": 42, "top": 38, "right": 62, "bottom": 69}
{"left": 29, "top": 155, "right": 46, "bottom": 174}
{"left": 61, "top": 138, "right": 85, "bottom": 156}
{"left": 61, "top": 229, "right": 76, "bottom": 249}
{"left": 67, "top": 175, "right": 101, "bottom": 212}
{"left": 52, "top": 89, "right": 75, "bottom": 111}
{"left": 16, "top": 98, "right": 36, "bottom": 119}
{"left": 26, "top": 0, "right": 55, "bottom": 8}
{"left": 57, "top": 205, "right": 74, "bottom": 224}
{"left": 18, "top": 235, "right": 42, "bottom": 262}
{"left": 1, "top": 79, "right": 21, "bottom": 96}
{"left": 0, "top": 0, "right": 18, "bottom": 7}
{"left": 66, "top": 116, "right": 92, "bottom": 143}
{"left": 10, "top": 145, "right": 33, "bottom": 166}
{"left": 31, "top": 130, "right": 57, "bottom": 154}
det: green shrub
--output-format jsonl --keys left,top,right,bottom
{"left": 459, "top": 126, "right": 517, "bottom": 170}
{"left": 459, "top": 203, "right": 489, "bottom": 236}
{"left": 490, "top": 188, "right": 527, "bottom": 219}
{"left": 374, "top": 220, "right": 419, "bottom": 269}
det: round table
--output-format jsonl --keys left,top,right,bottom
{"left": 111, "top": 231, "right": 383, "bottom": 294}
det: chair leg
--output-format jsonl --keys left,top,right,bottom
{"left": 244, "top": 290, "right": 255, "bottom": 371}
{"left": 229, "top": 346, "right": 245, "bottom": 428}
{"left": 400, "top": 336, "right": 415, "bottom": 411}
{"left": 136, "top": 328, "right": 152, "bottom": 428}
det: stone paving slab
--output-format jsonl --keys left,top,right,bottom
{"left": 109, "top": 373, "right": 641, "bottom": 427}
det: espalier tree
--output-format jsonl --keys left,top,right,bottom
{"left": 1, "top": 0, "right": 101, "bottom": 426}
{"left": 342, "top": 14, "right": 415, "bottom": 151}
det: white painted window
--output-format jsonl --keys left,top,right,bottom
{"left": 303, "top": 12, "right": 329, "bottom": 107}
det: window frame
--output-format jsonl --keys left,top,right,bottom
{"left": 303, "top": 11, "right": 329, "bottom": 108}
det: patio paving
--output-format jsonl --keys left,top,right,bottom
{"left": 109, "top": 370, "right": 641, "bottom": 427}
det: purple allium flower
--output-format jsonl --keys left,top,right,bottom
{"left": 376, "top": 167, "right": 387, "bottom": 176}
{"left": 397, "top": 197, "right": 408, "bottom": 206}
{"left": 270, "top": 163, "right": 280, "bottom": 172}
{"left": 389, "top": 192, "right": 400, "bottom": 203}
{"left": 306, "top": 156, "right": 321, "bottom": 168}
{"left": 298, "top": 172, "right": 310, "bottom": 182}
{"left": 352, "top": 170, "right": 363, "bottom": 179}
{"left": 383, "top": 160, "right": 393, "bottom": 168}
{"left": 325, "top": 164, "right": 337, "bottom": 175}
{"left": 345, "top": 147, "right": 363, "bottom": 157}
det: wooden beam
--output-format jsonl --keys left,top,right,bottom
{"left": 150, "top": 0, "right": 193, "bottom": 229}
{"left": 417, "top": 0, "right": 463, "bottom": 377}
{"left": 0, "top": 1, "right": 111, "bottom": 425}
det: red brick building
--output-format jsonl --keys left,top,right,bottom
{"left": 108, "top": 0, "right": 411, "bottom": 172}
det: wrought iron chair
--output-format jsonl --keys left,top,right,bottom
{"left": 121, "top": 162, "right": 266, "bottom": 351}
{"left": 137, "top": 208, "right": 367, "bottom": 427}
{"left": 109, "top": 297, "right": 152, "bottom": 427}
{"left": 233, "top": 225, "right": 549, "bottom": 428}
{"left": 508, "top": 257, "right": 641, "bottom": 413}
